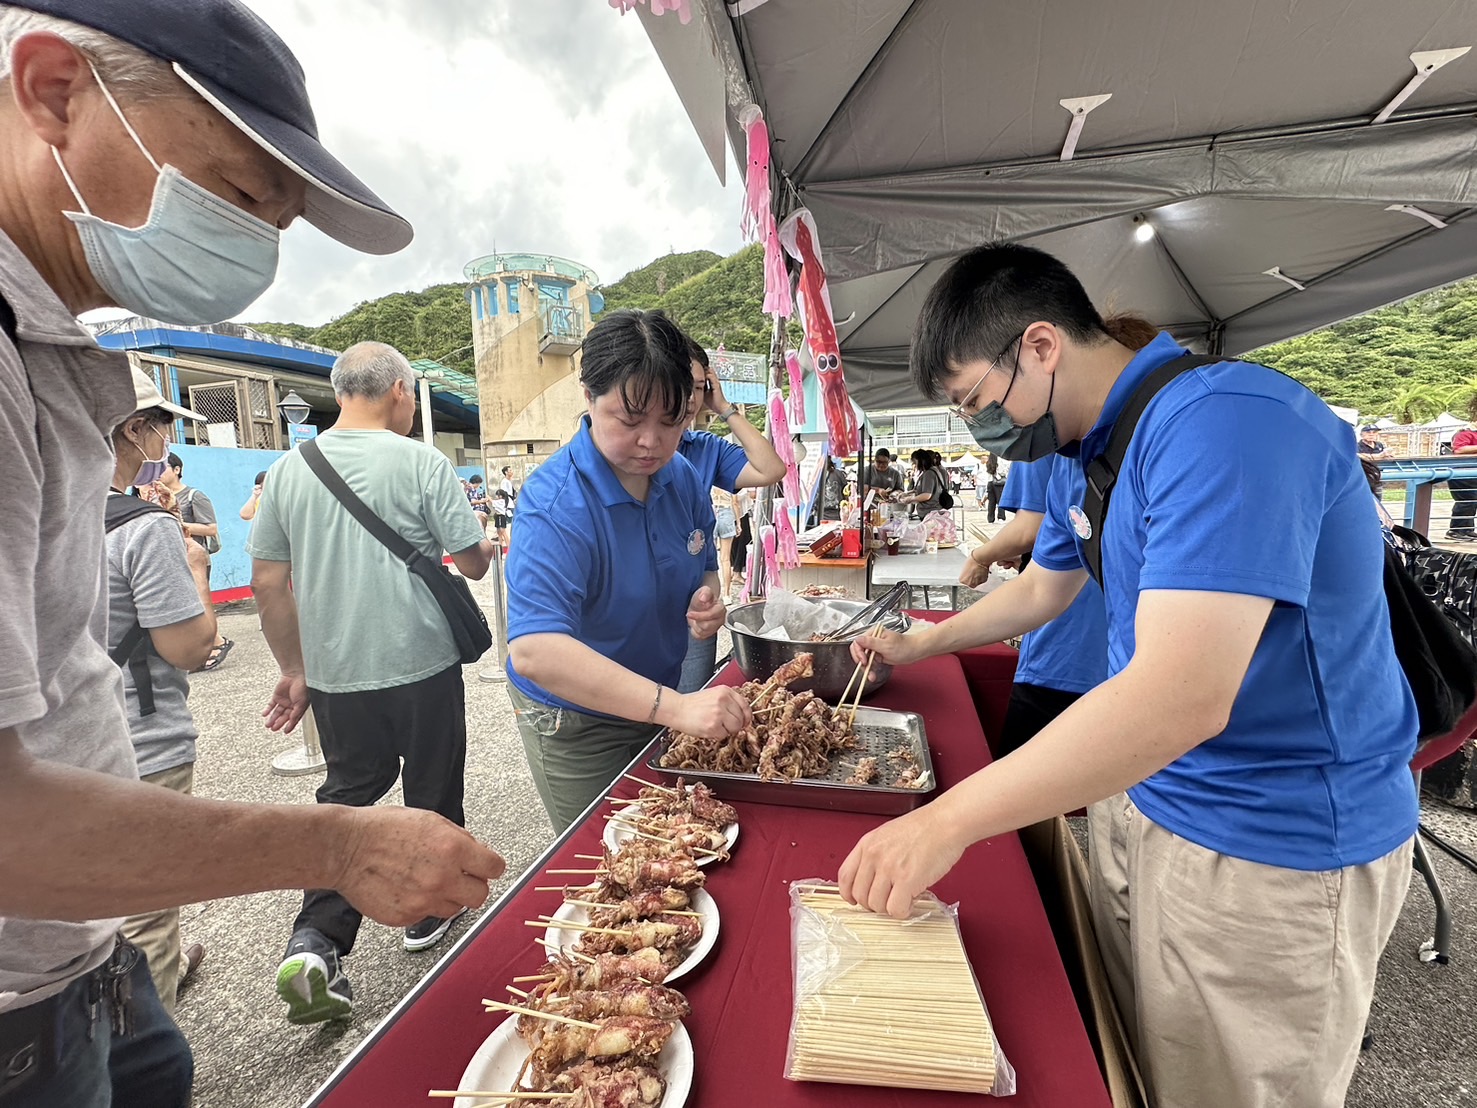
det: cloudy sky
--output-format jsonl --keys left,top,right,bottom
{"left": 237, "top": 0, "right": 746, "bottom": 326}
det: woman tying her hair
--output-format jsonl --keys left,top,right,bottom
{"left": 503, "top": 309, "right": 753, "bottom": 831}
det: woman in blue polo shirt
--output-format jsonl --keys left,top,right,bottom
{"left": 505, "top": 309, "right": 753, "bottom": 831}
{"left": 838, "top": 245, "right": 1417, "bottom": 1108}
{"left": 960, "top": 455, "right": 1108, "bottom": 755}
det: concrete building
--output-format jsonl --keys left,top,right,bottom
{"left": 464, "top": 253, "right": 603, "bottom": 470}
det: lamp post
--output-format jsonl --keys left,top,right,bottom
{"left": 270, "top": 387, "right": 326, "bottom": 776}
{"left": 279, "top": 389, "right": 311, "bottom": 424}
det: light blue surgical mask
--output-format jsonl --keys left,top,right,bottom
{"left": 53, "top": 67, "right": 280, "bottom": 326}
{"left": 132, "top": 424, "right": 171, "bottom": 487}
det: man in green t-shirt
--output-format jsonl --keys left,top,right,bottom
{"left": 248, "top": 342, "right": 496, "bottom": 1024}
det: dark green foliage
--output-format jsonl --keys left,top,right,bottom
{"left": 598, "top": 250, "right": 723, "bottom": 313}
{"left": 248, "top": 283, "right": 475, "bottom": 374}
{"left": 1253, "top": 278, "right": 1477, "bottom": 422}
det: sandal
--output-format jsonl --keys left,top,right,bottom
{"left": 195, "top": 637, "right": 234, "bottom": 673}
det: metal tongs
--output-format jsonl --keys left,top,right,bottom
{"left": 819, "top": 581, "right": 912, "bottom": 642}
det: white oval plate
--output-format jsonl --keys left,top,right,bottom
{"left": 603, "top": 804, "right": 739, "bottom": 866}
{"left": 541, "top": 887, "right": 719, "bottom": 985}
{"left": 453, "top": 1017, "right": 692, "bottom": 1108}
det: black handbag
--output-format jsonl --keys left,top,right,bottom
{"left": 300, "top": 440, "right": 492, "bottom": 664}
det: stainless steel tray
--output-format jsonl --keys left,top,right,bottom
{"left": 647, "top": 706, "right": 935, "bottom": 815}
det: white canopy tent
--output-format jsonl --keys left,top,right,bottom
{"left": 636, "top": 0, "right": 1477, "bottom": 410}
{"left": 1420, "top": 411, "right": 1471, "bottom": 429}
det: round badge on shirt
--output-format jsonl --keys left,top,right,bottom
{"left": 688, "top": 529, "right": 706, "bottom": 555}
{"left": 1068, "top": 505, "right": 1092, "bottom": 540}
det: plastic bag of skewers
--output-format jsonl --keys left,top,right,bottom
{"left": 783, "top": 880, "right": 1017, "bottom": 1097}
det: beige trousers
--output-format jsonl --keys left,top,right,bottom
{"left": 1087, "top": 793, "right": 1411, "bottom": 1108}
{"left": 121, "top": 761, "right": 195, "bottom": 1015}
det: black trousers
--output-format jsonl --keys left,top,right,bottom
{"left": 1450, "top": 477, "right": 1477, "bottom": 532}
{"left": 985, "top": 479, "right": 1006, "bottom": 522}
{"left": 293, "top": 663, "right": 467, "bottom": 955}
{"left": 996, "top": 681, "right": 1084, "bottom": 758}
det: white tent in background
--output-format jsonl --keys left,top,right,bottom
{"left": 1327, "top": 404, "right": 1359, "bottom": 426}
{"left": 1374, "top": 417, "right": 1400, "bottom": 429}
{"left": 1420, "top": 411, "right": 1470, "bottom": 429}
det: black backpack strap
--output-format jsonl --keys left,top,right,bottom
{"left": 105, "top": 493, "right": 172, "bottom": 532}
{"left": 299, "top": 439, "right": 423, "bottom": 567}
{"left": 1080, "top": 354, "right": 1224, "bottom": 583}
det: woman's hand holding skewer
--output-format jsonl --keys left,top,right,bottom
{"left": 664, "top": 686, "right": 751, "bottom": 738}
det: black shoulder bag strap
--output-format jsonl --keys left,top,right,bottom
{"left": 104, "top": 494, "right": 173, "bottom": 716}
{"left": 299, "top": 439, "right": 423, "bottom": 566}
{"left": 1080, "top": 354, "right": 1224, "bottom": 584}
{"left": 299, "top": 439, "right": 491, "bottom": 663}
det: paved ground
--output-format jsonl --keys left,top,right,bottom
{"left": 170, "top": 544, "right": 1477, "bottom": 1107}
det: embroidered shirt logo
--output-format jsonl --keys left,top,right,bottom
{"left": 1068, "top": 504, "right": 1092, "bottom": 540}
{"left": 687, "top": 529, "right": 706, "bottom": 556}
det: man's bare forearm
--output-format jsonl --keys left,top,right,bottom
{"left": 255, "top": 579, "right": 305, "bottom": 676}
{"left": 0, "top": 729, "right": 352, "bottom": 919}
{"left": 969, "top": 510, "right": 1042, "bottom": 567}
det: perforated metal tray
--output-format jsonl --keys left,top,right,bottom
{"left": 647, "top": 706, "right": 935, "bottom": 815}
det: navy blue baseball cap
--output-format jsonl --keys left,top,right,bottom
{"left": 11, "top": 0, "right": 412, "bottom": 254}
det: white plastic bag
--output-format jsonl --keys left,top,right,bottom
{"left": 757, "top": 589, "right": 851, "bottom": 641}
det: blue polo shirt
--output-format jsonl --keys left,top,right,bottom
{"left": 506, "top": 417, "right": 717, "bottom": 715}
{"left": 1033, "top": 333, "right": 1418, "bottom": 870}
{"left": 999, "top": 458, "right": 1107, "bottom": 694}
{"left": 678, "top": 429, "right": 747, "bottom": 492}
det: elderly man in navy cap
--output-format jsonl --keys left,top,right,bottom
{"left": 0, "top": 2, "right": 506, "bottom": 1102}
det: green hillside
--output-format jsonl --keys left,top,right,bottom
{"left": 1254, "top": 278, "right": 1477, "bottom": 422}
{"left": 599, "top": 250, "right": 722, "bottom": 313}
{"left": 250, "top": 283, "right": 474, "bottom": 374}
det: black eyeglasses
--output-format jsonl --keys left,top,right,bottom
{"left": 949, "top": 332, "right": 1025, "bottom": 422}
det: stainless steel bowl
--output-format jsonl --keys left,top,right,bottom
{"left": 725, "top": 599, "right": 911, "bottom": 701}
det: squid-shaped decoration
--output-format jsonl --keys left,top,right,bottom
{"left": 785, "top": 350, "right": 806, "bottom": 426}
{"left": 766, "top": 388, "right": 803, "bottom": 504}
{"left": 773, "top": 498, "right": 801, "bottom": 569}
{"left": 737, "top": 106, "right": 793, "bottom": 320}
{"left": 608, "top": 0, "right": 691, "bottom": 24}
{"left": 760, "top": 524, "right": 780, "bottom": 584}
{"left": 779, "top": 209, "right": 858, "bottom": 457}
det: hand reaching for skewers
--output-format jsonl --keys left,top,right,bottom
{"left": 837, "top": 802, "right": 969, "bottom": 919}
{"left": 665, "top": 685, "right": 751, "bottom": 738}
{"left": 850, "top": 624, "right": 930, "bottom": 668}
{"left": 686, "top": 584, "right": 727, "bottom": 640}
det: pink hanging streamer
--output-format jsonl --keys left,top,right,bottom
{"left": 773, "top": 499, "right": 801, "bottom": 569}
{"left": 609, "top": 0, "right": 691, "bottom": 24}
{"left": 785, "top": 350, "right": 806, "bottom": 425}
{"left": 767, "top": 389, "right": 802, "bottom": 504}
{"left": 738, "top": 107, "right": 792, "bottom": 321}
{"left": 761, "top": 525, "right": 780, "bottom": 583}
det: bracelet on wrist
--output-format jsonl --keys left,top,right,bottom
{"left": 720, "top": 406, "right": 740, "bottom": 421}
{"left": 647, "top": 682, "right": 664, "bottom": 724}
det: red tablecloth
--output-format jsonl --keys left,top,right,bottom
{"left": 306, "top": 653, "right": 1109, "bottom": 1108}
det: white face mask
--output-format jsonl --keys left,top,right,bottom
{"left": 53, "top": 66, "right": 280, "bottom": 326}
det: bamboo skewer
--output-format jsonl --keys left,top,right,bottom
{"left": 846, "top": 651, "right": 877, "bottom": 729}
{"left": 479, "top": 998, "right": 600, "bottom": 1030}
{"left": 621, "top": 773, "right": 676, "bottom": 794}
{"left": 786, "top": 887, "right": 999, "bottom": 1094}
{"left": 605, "top": 823, "right": 724, "bottom": 858}
{"left": 510, "top": 973, "right": 556, "bottom": 983}
{"left": 561, "top": 899, "right": 701, "bottom": 918}
{"left": 546, "top": 869, "right": 602, "bottom": 875}
{"left": 427, "top": 1092, "right": 566, "bottom": 1102}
